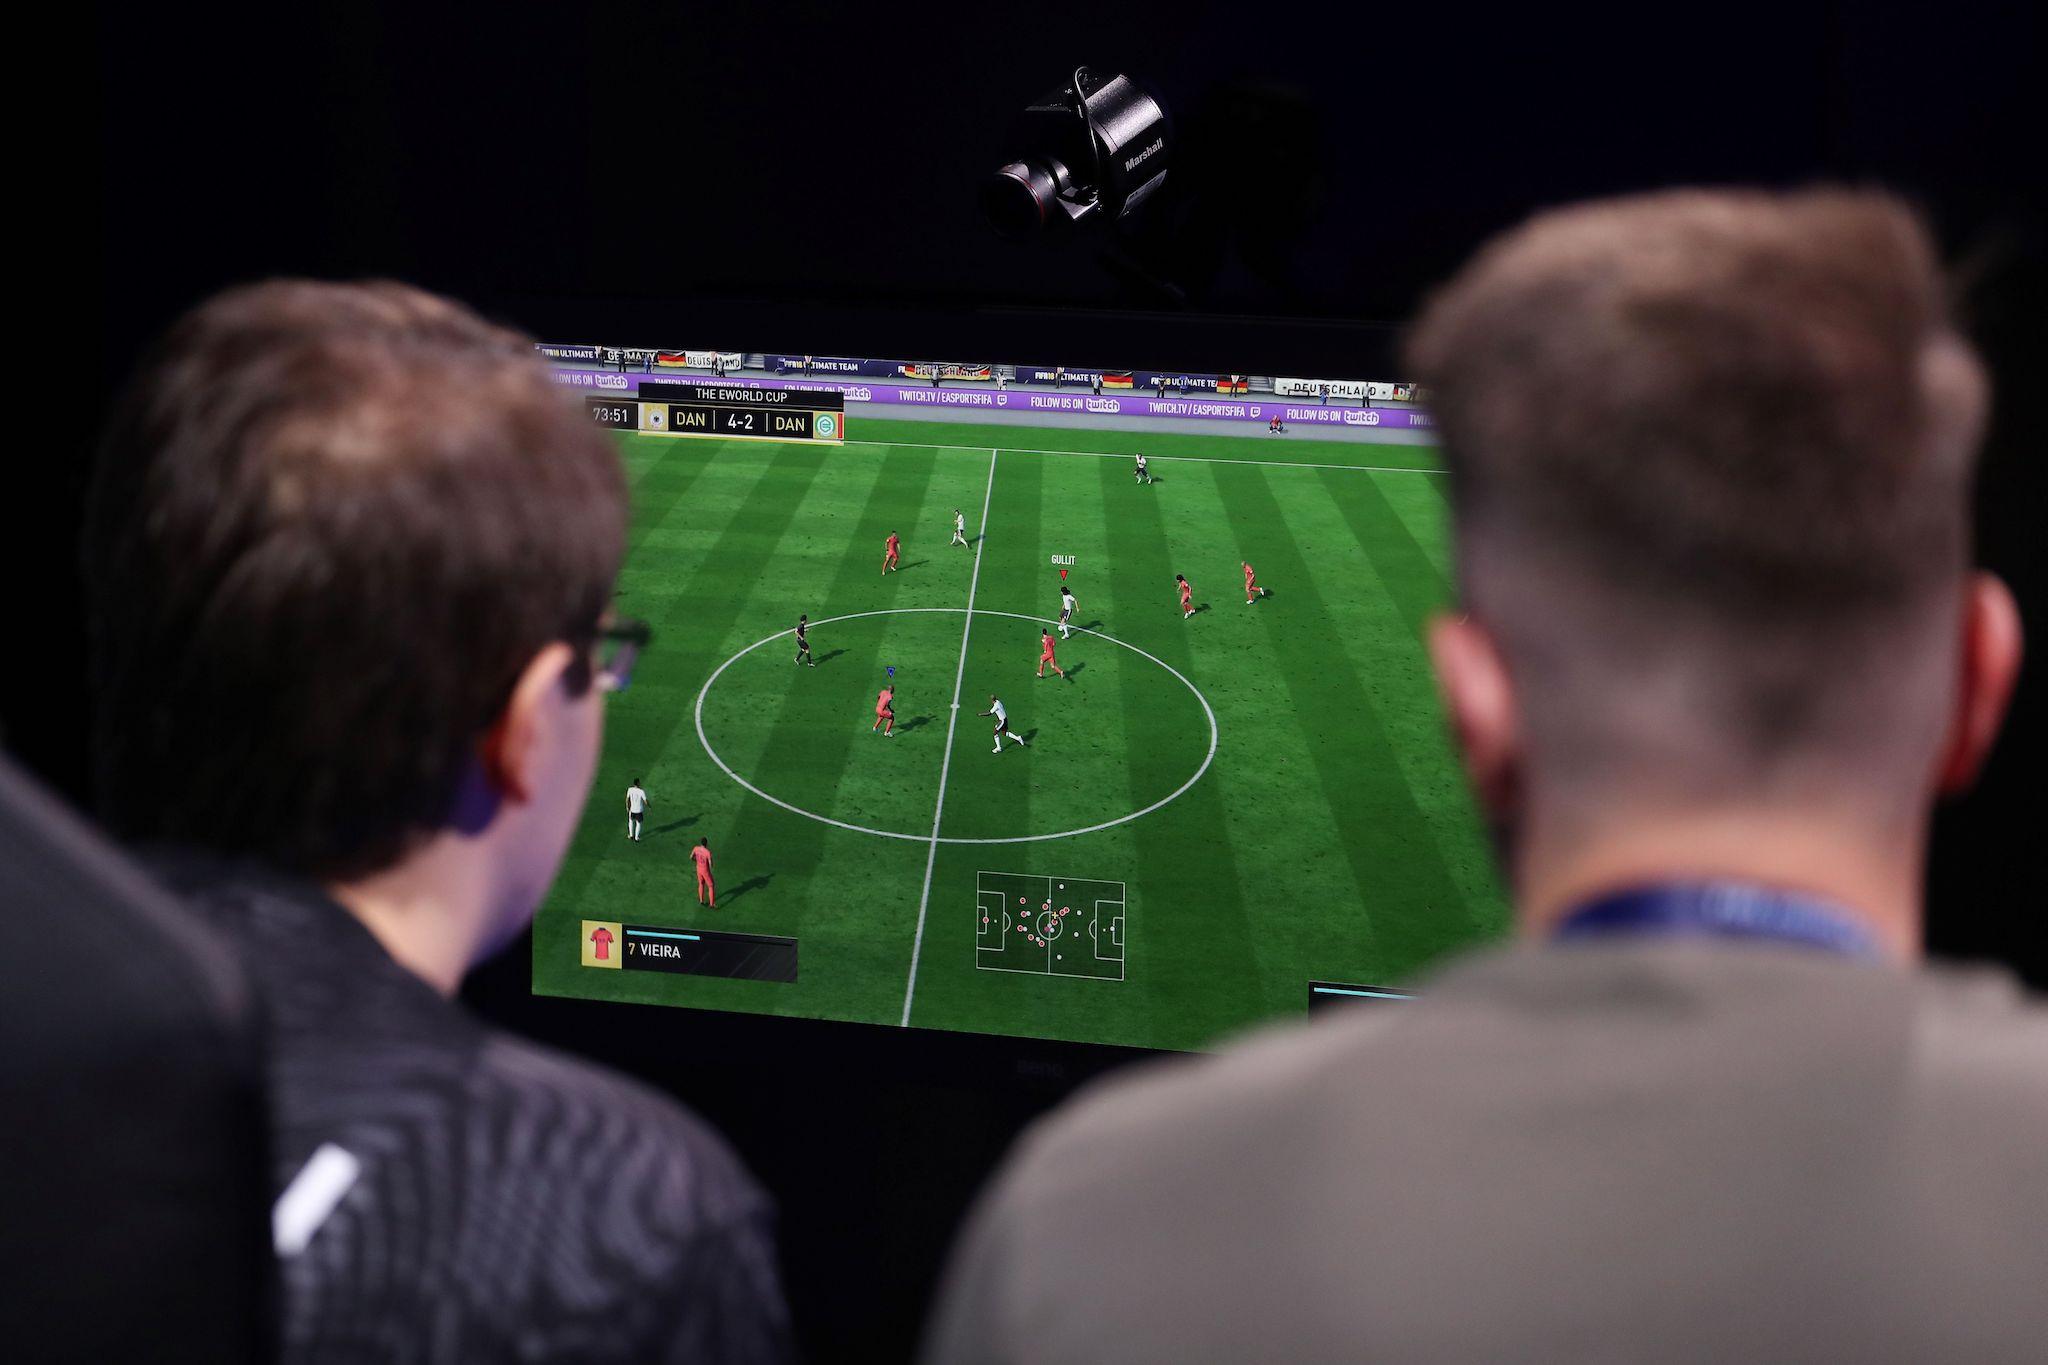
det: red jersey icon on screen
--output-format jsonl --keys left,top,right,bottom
{"left": 582, "top": 920, "right": 623, "bottom": 969}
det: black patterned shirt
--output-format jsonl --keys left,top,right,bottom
{"left": 151, "top": 855, "right": 792, "bottom": 1365}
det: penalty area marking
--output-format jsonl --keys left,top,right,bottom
{"left": 693, "top": 606, "right": 1219, "bottom": 847}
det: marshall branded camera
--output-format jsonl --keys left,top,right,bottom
{"left": 980, "top": 67, "right": 1173, "bottom": 241}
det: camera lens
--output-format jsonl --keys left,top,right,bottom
{"left": 982, "top": 69, "right": 1170, "bottom": 242}
{"left": 981, "top": 161, "right": 1059, "bottom": 241}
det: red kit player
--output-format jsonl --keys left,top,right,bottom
{"left": 1037, "top": 628, "right": 1067, "bottom": 680}
{"left": 873, "top": 682, "right": 896, "bottom": 736}
{"left": 1243, "top": 561, "right": 1267, "bottom": 604}
{"left": 1176, "top": 573, "right": 1195, "bottom": 620}
{"left": 882, "top": 532, "right": 901, "bottom": 573}
{"left": 691, "top": 837, "right": 716, "bottom": 907}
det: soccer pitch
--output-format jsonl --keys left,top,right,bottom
{"left": 532, "top": 416, "right": 1508, "bottom": 1051}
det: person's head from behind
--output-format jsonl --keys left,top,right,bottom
{"left": 86, "top": 280, "right": 628, "bottom": 977}
{"left": 1407, "top": 189, "right": 2021, "bottom": 946}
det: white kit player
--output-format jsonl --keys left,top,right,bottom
{"left": 625, "top": 778, "right": 649, "bottom": 842}
{"left": 951, "top": 507, "right": 968, "bottom": 547}
{"left": 1058, "top": 584, "right": 1077, "bottom": 639}
{"left": 1134, "top": 452, "right": 1152, "bottom": 484}
{"left": 981, "top": 695, "right": 1029, "bottom": 754}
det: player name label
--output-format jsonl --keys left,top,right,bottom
{"left": 1050, "top": 554, "right": 1076, "bottom": 565}
{"left": 582, "top": 922, "right": 799, "bottom": 983}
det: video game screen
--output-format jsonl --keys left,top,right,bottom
{"left": 532, "top": 348, "right": 1507, "bottom": 1051}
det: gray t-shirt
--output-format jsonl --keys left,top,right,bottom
{"left": 925, "top": 940, "right": 2048, "bottom": 1363}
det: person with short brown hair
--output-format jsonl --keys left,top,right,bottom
{"left": 88, "top": 279, "right": 791, "bottom": 1363}
{"left": 924, "top": 190, "right": 2042, "bottom": 1363}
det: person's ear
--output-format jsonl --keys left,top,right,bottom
{"left": 1428, "top": 611, "right": 1522, "bottom": 820}
{"left": 480, "top": 643, "right": 580, "bottom": 805}
{"left": 1935, "top": 572, "right": 2024, "bottom": 796}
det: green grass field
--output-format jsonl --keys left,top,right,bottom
{"left": 532, "top": 416, "right": 1508, "bottom": 1051}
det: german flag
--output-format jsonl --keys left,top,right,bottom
{"left": 654, "top": 351, "right": 692, "bottom": 368}
{"left": 1103, "top": 371, "right": 1135, "bottom": 389}
{"left": 1217, "top": 375, "right": 1248, "bottom": 394}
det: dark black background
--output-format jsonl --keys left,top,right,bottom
{"left": 32, "top": 1, "right": 2046, "bottom": 1356}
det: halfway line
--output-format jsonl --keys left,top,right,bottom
{"left": 901, "top": 448, "right": 999, "bottom": 1026}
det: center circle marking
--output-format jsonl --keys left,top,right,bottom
{"left": 693, "top": 607, "right": 1219, "bottom": 845}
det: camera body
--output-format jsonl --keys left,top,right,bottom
{"left": 981, "top": 68, "right": 1172, "bottom": 241}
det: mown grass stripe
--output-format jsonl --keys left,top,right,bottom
{"left": 1213, "top": 462, "right": 1476, "bottom": 982}
{"left": 959, "top": 452, "right": 1040, "bottom": 844}
{"left": 547, "top": 442, "right": 831, "bottom": 919}
{"left": 621, "top": 434, "right": 721, "bottom": 557}
{"left": 1367, "top": 467, "right": 1456, "bottom": 585}
{"left": 1318, "top": 466, "right": 1450, "bottom": 642}
{"left": 1093, "top": 456, "right": 1268, "bottom": 1028}
{"left": 717, "top": 447, "right": 950, "bottom": 1024}
{"left": 544, "top": 440, "right": 787, "bottom": 915}
{"left": 1284, "top": 477, "right": 1507, "bottom": 945}
{"left": 902, "top": 448, "right": 999, "bottom": 1025}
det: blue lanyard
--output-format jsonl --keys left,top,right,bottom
{"left": 1554, "top": 882, "right": 1884, "bottom": 960}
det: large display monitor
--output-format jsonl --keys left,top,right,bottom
{"left": 532, "top": 348, "right": 1505, "bottom": 1052}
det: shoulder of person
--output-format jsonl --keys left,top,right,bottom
{"left": 1906, "top": 961, "right": 2048, "bottom": 1110}
{"left": 469, "top": 1032, "right": 772, "bottom": 1232}
{"left": 459, "top": 1032, "right": 793, "bottom": 1359}
{"left": 1003, "top": 1003, "right": 1408, "bottom": 1194}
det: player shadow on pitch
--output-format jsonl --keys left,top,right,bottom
{"left": 720, "top": 874, "right": 774, "bottom": 905}
{"left": 899, "top": 714, "right": 936, "bottom": 733}
{"left": 813, "top": 648, "right": 847, "bottom": 665}
{"left": 651, "top": 815, "right": 700, "bottom": 835}
{"left": 1020, "top": 728, "right": 1040, "bottom": 744}
{"left": 1063, "top": 662, "right": 1086, "bottom": 681}
{"left": 1078, "top": 619, "right": 1104, "bottom": 632}
{"left": 895, "top": 559, "right": 930, "bottom": 573}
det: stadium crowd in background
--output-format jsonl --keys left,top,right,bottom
{"left": 923, "top": 188, "right": 2046, "bottom": 1362}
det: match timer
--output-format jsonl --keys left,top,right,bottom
{"left": 588, "top": 382, "right": 846, "bottom": 444}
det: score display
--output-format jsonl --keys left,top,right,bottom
{"left": 587, "top": 383, "right": 845, "bottom": 443}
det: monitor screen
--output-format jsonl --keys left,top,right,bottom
{"left": 532, "top": 348, "right": 1506, "bottom": 1051}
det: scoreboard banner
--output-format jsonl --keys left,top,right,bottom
{"left": 563, "top": 369, "right": 1430, "bottom": 431}
{"left": 586, "top": 383, "right": 845, "bottom": 443}
{"left": 1274, "top": 377, "right": 1416, "bottom": 402}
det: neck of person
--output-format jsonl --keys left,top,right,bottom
{"left": 1513, "top": 791, "right": 1927, "bottom": 963}
{"left": 327, "top": 832, "right": 503, "bottom": 996}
